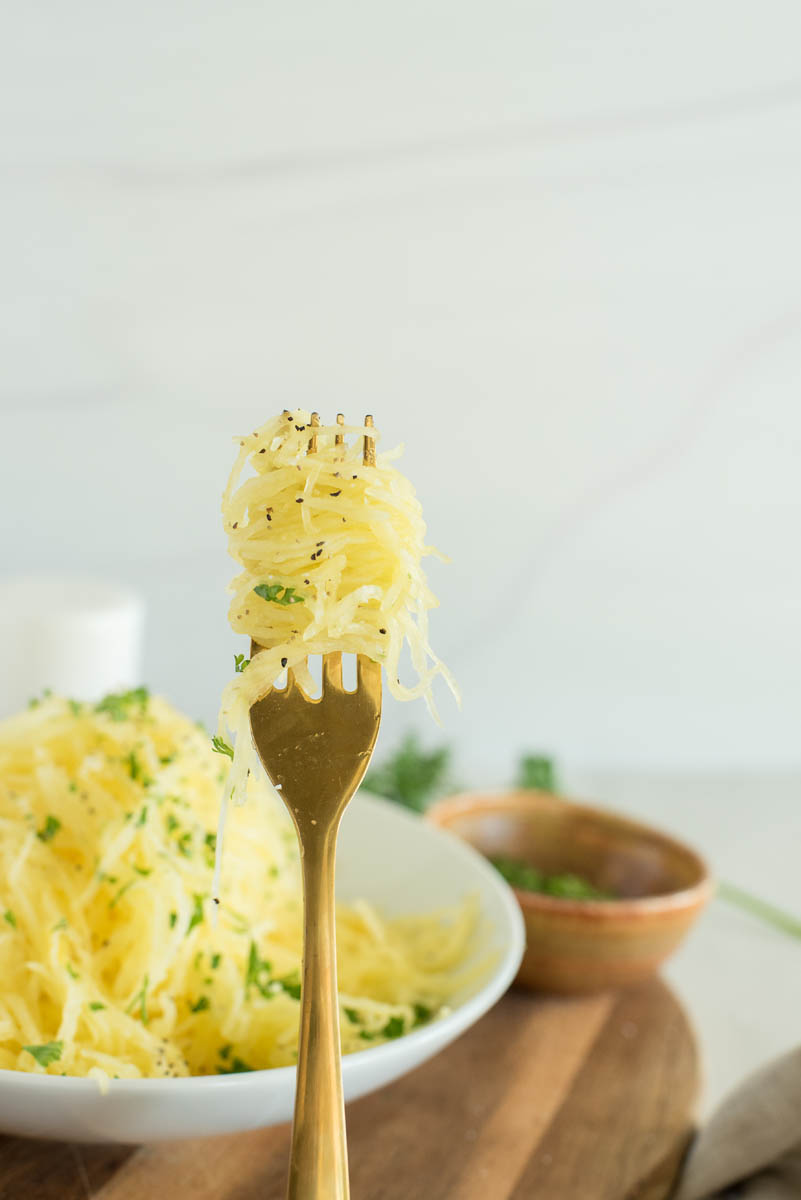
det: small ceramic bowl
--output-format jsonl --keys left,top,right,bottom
{"left": 427, "top": 790, "right": 712, "bottom": 995}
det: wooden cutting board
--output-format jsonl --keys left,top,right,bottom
{"left": 0, "top": 979, "right": 698, "bottom": 1200}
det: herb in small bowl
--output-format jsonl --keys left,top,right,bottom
{"left": 491, "top": 857, "right": 614, "bottom": 901}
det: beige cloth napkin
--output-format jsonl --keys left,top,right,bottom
{"left": 675, "top": 1047, "right": 801, "bottom": 1199}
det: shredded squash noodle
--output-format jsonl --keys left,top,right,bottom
{"left": 0, "top": 692, "right": 475, "bottom": 1080}
{"left": 217, "top": 410, "right": 458, "bottom": 807}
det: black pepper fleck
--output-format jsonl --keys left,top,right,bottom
{"left": 330, "top": 490, "right": 341, "bottom": 497}
{"left": 295, "top": 498, "right": 303, "bottom": 503}
{"left": 232, "top": 522, "right": 238, "bottom": 529}
{"left": 379, "top": 628, "right": 387, "bottom": 634}
{"left": 281, "top": 658, "right": 288, "bottom": 668}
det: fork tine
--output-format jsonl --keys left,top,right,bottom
{"left": 322, "top": 651, "right": 343, "bottom": 692}
{"left": 363, "top": 414, "right": 376, "bottom": 466}
{"left": 356, "top": 654, "right": 381, "bottom": 698}
{"left": 308, "top": 411, "right": 320, "bottom": 454}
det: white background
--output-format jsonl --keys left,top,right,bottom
{"left": 1, "top": 2, "right": 800, "bottom": 1111}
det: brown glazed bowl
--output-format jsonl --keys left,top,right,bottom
{"left": 427, "top": 790, "right": 713, "bottom": 995}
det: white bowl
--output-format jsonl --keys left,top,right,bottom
{"left": 0, "top": 793, "right": 524, "bottom": 1143}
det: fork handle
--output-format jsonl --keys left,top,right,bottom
{"left": 287, "top": 824, "right": 350, "bottom": 1200}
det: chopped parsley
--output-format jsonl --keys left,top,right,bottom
{"left": 491, "top": 857, "right": 613, "bottom": 900}
{"left": 190, "top": 996, "right": 210, "bottom": 1013}
{"left": 165, "top": 814, "right": 180, "bottom": 833}
{"left": 234, "top": 654, "right": 250, "bottom": 673}
{"left": 211, "top": 736, "right": 234, "bottom": 760}
{"left": 66, "top": 962, "right": 79, "bottom": 980}
{"left": 36, "top": 815, "right": 61, "bottom": 843}
{"left": 413, "top": 1004, "right": 432, "bottom": 1026}
{"left": 3, "top": 910, "right": 16, "bottom": 929}
{"left": 245, "top": 941, "right": 271, "bottom": 997}
{"left": 343, "top": 1007, "right": 360, "bottom": 1025}
{"left": 382, "top": 1016, "right": 405, "bottom": 1039}
{"left": 95, "top": 687, "right": 149, "bottom": 722}
{"left": 24, "top": 1041, "right": 63, "bottom": 1067}
{"left": 253, "top": 583, "right": 305, "bottom": 607}
{"left": 187, "top": 893, "right": 206, "bottom": 935}
{"left": 133, "top": 865, "right": 151, "bottom": 876}
{"left": 168, "top": 911, "right": 178, "bottom": 929}
{"left": 126, "top": 975, "right": 149, "bottom": 1024}
{"left": 218, "top": 1044, "right": 232, "bottom": 1060}
{"left": 67, "top": 699, "right": 83, "bottom": 716}
{"left": 135, "top": 805, "right": 148, "bottom": 827}
{"left": 89, "top": 1002, "right": 106, "bottom": 1011}
{"left": 109, "top": 879, "right": 136, "bottom": 909}
{"left": 210, "top": 953, "right": 222, "bottom": 970}
{"left": 51, "top": 917, "right": 68, "bottom": 932}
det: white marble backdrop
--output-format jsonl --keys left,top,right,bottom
{"left": 2, "top": 1, "right": 801, "bottom": 779}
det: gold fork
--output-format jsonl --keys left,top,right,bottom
{"left": 249, "top": 413, "right": 382, "bottom": 1200}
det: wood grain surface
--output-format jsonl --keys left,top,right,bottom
{"left": 0, "top": 980, "right": 698, "bottom": 1200}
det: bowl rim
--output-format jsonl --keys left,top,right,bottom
{"left": 427, "top": 788, "right": 714, "bottom": 916}
{"left": 0, "top": 794, "right": 525, "bottom": 1096}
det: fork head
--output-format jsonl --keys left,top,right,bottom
{"left": 249, "top": 653, "right": 381, "bottom": 828}
{"left": 248, "top": 413, "right": 382, "bottom": 831}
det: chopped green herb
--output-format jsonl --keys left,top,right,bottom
{"left": 276, "top": 975, "right": 301, "bottom": 1001}
{"left": 133, "top": 865, "right": 151, "bottom": 877}
{"left": 359, "top": 1029, "right": 376, "bottom": 1041}
{"left": 234, "top": 654, "right": 250, "bottom": 673}
{"left": 343, "top": 1007, "right": 360, "bottom": 1025}
{"left": 518, "top": 754, "right": 557, "bottom": 793}
{"left": 36, "top": 815, "right": 61, "bottom": 843}
{"left": 187, "top": 894, "right": 205, "bottom": 935}
{"left": 218, "top": 1044, "right": 232, "bottom": 1060}
{"left": 51, "top": 917, "right": 68, "bottom": 932}
{"left": 67, "top": 781, "right": 77, "bottom": 793}
{"left": 159, "top": 753, "right": 176, "bottom": 765}
{"left": 253, "top": 583, "right": 305, "bottom": 607}
{"left": 28, "top": 689, "right": 52, "bottom": 710}
{"left": 4, "top": 910, "right": 17, "bottom": 929}
{"left": 176, "top": 830, "right": 193, "bottom": 858}
{"left": 382, "top": 1016, "right": 405, "bottom": 1039}
{"left": 245, "top": 940, "right": 271, "bottom": 996}
{"left": 24, "top": 1041, "right": 63, "bottom": 1067}
{"left": 165, "top": 814, "right": 180, "bottom": 833}
{"left": 89, "top": 1002, "right": 106, "bottom": 1011}
{"left": 204, "top": 831, "right": 217, "bottom": 867}
{"left": 168, "top": 911, "right": 178, "bottom": 929}
{"left": 413, "top": 1003, "right": 432, "bottom": 1026}
{"left": 67, "top": 699, "right": 82, "bottom": 716}
{"left": 109, "top": 879, "right": 136, "bottom": 909}
{"left": 491, "top": 857, "right": 613, "bottom": 900}
{"left": 136, "top": 805, "right": 148, "bottom": 827}
{"left": 365, "top": 733, "right": 450, "bottom": 813}
{"left": 126, "top": 750, "right": 142, "bottom": 781}
{"left": 66, "top": 962, "right": 79, "bottom": 980}
{"left": 210, "top": 953, "right": 222, "bottom": 970}
{"left": 95, "top": 688, "right": 149, "bottom": 722}
{"left": 190, "top": 996, "right": 210, "bottom": 1013}
{"left": 228, "top": 1057, "right": 254, "bottom": 1074}
{"left": 126, "top": 975, "right": 149, "bottom": 1024}
{"left": 211, "top": 736, "right": 234, "bottom": 760}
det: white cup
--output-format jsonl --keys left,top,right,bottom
{"left": 0, "top": 574, "right": 145, "bottom": 717}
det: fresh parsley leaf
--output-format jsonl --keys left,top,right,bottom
{"left": 491, "top": 857, "right": 612, "bottom": 900}
{"left": 381, "top": 1016, "right": 405, "bottom": 1039}
{"left": 136, "top": 805, "right": 148, "bottom": 827}
{"left": 365, "top": 733, "right": 450, "bottom": 813}
{"left": 518, "top": 755, "right": 557, "bottom": 793}
{"left": 190, "top": 996, "right": 210, "bottom": 1013}
{"left": 210, "top": 953, "right": 222, "bottom": 970}
{"left": 24, "top": 1041, "right": 63, "bottom": 1067}
{"left": 211, "top": 735, "right": 234, "bottom": 760}
{"left": 89, "top": 1002, "right": 106, "bottom": 1011}
{"left": 109, "top": 879, "right": 136, "bottom": 908}
{"left": 276, "top": 975, "right": 301, "bottom": 1001}
{"left": 133, "top": 865, "right": 151, "bottom": 876}
{"left": 245, "top": 940, "right": 271, "bottom": 996}
{"left": 413, "top": 1003, "right": 432, "bottom": 1027}
{"left": 253, "top": 583, "right": 305, "bottom": 607}
{"left": 67, "top": 699, "right": 82, "bottom": 716}
{"left": 187, "top": 893, "right": 205, "bottom": 935}
{"left": 168, "top": 911, "right": 178, "bottom": 929}
{"left": 343, "top": 1007, "right": 360, "bottom": 1025}
{"left": 234, "top": 654, "right": 250, "bottom": 673}
{"left": 228, "top": 1057, "right": 254, "bottom": 1073}
{"left": 51, "top": 917, "right": 68, "bottom": 932}
{"left": 218, "top": 1044, "right": 232, "bottom": 1060}
{"left": 36, "top": 815, "right": 61, "bottom": 843}
{"left": 66, "top": 963, "right": 79, "bottom": 980}
{"left": 3, "top": 910, "right": 16, "bottom": 929}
